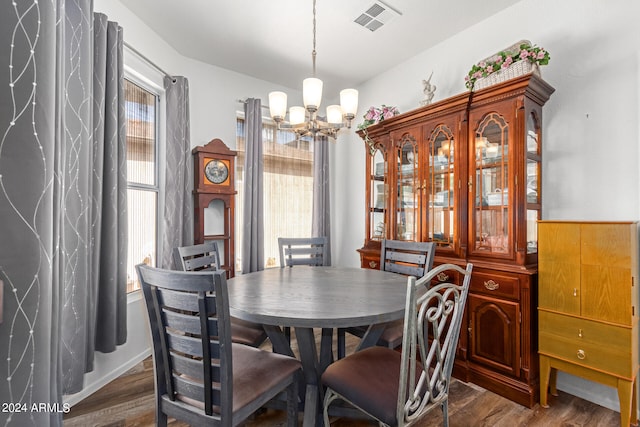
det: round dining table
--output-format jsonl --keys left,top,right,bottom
{"left": 227, "top": 266, "right": 413, "bottom": 426}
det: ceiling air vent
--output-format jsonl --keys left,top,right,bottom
{"left": 354, "top": 1, "right": 401, "bottom": 32}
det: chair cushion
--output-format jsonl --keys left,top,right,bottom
{"left": 230, "top": 319, "right": 268, "bottom": 347}
{"left": 177, "top": 343, "right": 300, "bottom": 414}
{"left": 379, "top": 318, "right": 404, "bottom": 348}
{"left": 321, "top": 346, "right": 418, "bottom": 426}
{"left": 231, "top": 343, "right": 300, "bottom": 412}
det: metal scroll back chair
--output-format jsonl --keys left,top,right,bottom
{"left": 136, "top": 264, "right": 301, "bottom": 427}
{"left": 339, "top": 240, "right": 436, "bottom": 358}
{"left": 173, "top": 241, "right": 267, "bottom": 348}
{"left": 278, "top": 236, "right": 329, "bottom": 268}
{"left": 322, "top": 263, "right": 473, "bottom": 427}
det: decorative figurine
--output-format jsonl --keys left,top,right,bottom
{"left": 420, "top": 72, "right": 436, "bottom": 106}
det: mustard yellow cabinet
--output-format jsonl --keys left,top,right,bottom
{"left": 538, "top": 221, "right": 639, "bottom": 426}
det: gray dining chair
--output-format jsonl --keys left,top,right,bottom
{"left": 173, "top": 241, "right": 267, "bottom": 348}
{"left": 277, "top": 236, "right": 329, "bottom": 344}
{"left": 136, "top": 264, "right": 301, "bottom": 427}
{"left": 322, "top": 263, "right": 473, "bottom": 427}
{"left": 278, "top": 236, "right": 329, "bottom": 267}
{"left": 338, "top": 240, "right": 436, "bottom": 358}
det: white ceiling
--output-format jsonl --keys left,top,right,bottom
{"left": 120, "top": 0, "right": 522, "bottom": 95}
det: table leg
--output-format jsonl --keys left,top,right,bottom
{"left": 295, "top": 327, "right": 321, "bottom": 427}
{"left": 357, "top": 323, "right": 387, "bottom": 351}
{"left": 263, "top": 324, "right": 295, "bottom": 357}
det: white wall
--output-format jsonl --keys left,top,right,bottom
{"left": 333, "top": 0, "right": 640, "bottom": 413}
{"left": 67, "top": 0, "right": 303, "bottom": 406}
{"left": 86, "top": 0, "right": 640, "bottom": 414}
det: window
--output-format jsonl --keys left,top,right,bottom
{"left": 235, "top": 116, "right": 314, "bottom": 271}
{"left": 125, "top": 79, "right": 159, "bottom": 292}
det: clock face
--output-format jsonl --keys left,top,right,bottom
{"left": 204, "top": 159, "right": 229, "bottom": 184}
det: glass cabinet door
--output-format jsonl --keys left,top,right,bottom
{"left": 526, "top": 112, "right": 541, "bottom": 254}
{"left": 396, "top": 134, "right": 419, "bottom": 241}
{"left": 369, "top": 147, "right": 387, "bottom": 241}
{"left": 427, "top": 125, "right": 455, "bottom": 249}
{"left": 472, "top": 112, "right": 510, "bottom": 254}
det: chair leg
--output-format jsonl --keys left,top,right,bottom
{"left": 156, "top": 409, "right": 168, "bottom": 427}
{"left": 286, "top": 379, "right": 299, "bottom": 427}
{"left": 442, "top": 399, "right": 449, "bottom": 427}
{"left": 337, "top": 328, "right": 346, "bottom": 359}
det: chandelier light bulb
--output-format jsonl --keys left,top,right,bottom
{"left": 268, "top": 91, "right": 287, "bottom": 121}
{"left": 289, "top": 106, "right": 306, "bottom": 125}
{"left": 339, "top": 88, "right": 359, "bottom": 117}
{"left": 303, "top": 77, "right": 323, "bottom": 111}
{"left": 326, "top": 105, "right": 343, "bottom": 124}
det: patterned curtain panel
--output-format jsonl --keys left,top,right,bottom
{"left": 241, "top": 98, "right": 265, "bottom": 273}
{"left": 161, "top": 76, "right": 193, "bottom": 269}
{"left": 312, "top": 135, "right": 332, "bottom": 265}
{"left": 0, "top": 1, "right": 127, "bottom": 424}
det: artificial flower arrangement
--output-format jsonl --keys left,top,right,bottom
{"left": 358, "top": 105, "right": 400, "bottom": 129}
{"left": 464, "top": 42, "right": 550, "bottom": 90}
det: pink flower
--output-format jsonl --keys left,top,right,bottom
{"left": 504, "top": 56, "right": 513, "bottom": 65}
{"left": 519, "top": 50, "right": 529, "bottom": 60}
{"left": 537, "top": 50, "right": 546, "bottom": 59}
{"left": 486, "top": 64, "right": 494, "bottom": 73}
{"left": 478, "top": 61, "right": 486, "bottom": 68}
{"left": 364, "top": 108, "right": 377, "bottom": 121}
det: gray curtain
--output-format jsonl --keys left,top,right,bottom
{"left": 161, "top": 76, "right": 192, "bottom": 269}
{"left": 241, "top": 98, "right": 264, "bottom": 273}
{"left": 0, "top": 2, "right": 127, "bottom": 425}
{"left": 312, "top": 135, "right": 332, "bottom": 265}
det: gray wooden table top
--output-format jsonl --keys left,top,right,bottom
{"left": 227, "top": 266, "right": 411, "bottom": 329}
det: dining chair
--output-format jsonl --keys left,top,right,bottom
{"left": 338, "top": 240, "right": 436, "bottom": 358}
{"left": 136, "top": 264, "right": 301, "bottom": 427}
{"left": 173, "top": 241, "right": 267, "bottom": 348}
{"left": 277, "top": 236, "right": 329, "bottom": 343}
{"left": 322, "top": 263, "right": 473, "bottom": 427}
{"left": 278, "top": 236, "right": 329, "bottom": 267}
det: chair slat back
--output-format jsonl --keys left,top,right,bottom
{"left": 381, "top": 239, "right": 436, "bottom": 278}
{"left": 136, "top": 264, "right": 233, "bottom": 421}
{"left": 397, "top": 263, "right": 473, "bottom": 425}
{"left": 173, "top": 241, "right": 221, "bottom": 272}
{"left": 278, "top": 236, "right": 328, "bottom": 267}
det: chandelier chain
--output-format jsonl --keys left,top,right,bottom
{"left": 312, "top": 0, "right": 317, "bottom": 77}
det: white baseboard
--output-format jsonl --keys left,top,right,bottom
{"left": 63, "top": 347, "right": 151, "bottom": 407}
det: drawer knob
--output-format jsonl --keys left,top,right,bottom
{"left": 573, "top": 288, "right": 578, "bottom": 297}
{"left": 578, "top": 329, "right": 583, "bottom": 338}
{"left": 437, "top": 272, "right": 449, "bottom": 282}
{"left": 484, "top": 280, "right": 500, "bottom": 291}
{"left": 369, "top": 261, "right": 378, "bottom": 269}
{"left": 577, "top": 349, "right": 586, "bottom": 360}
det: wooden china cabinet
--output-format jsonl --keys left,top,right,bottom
{"left": 357, "top": 73, "right": 555, "bottom": 407}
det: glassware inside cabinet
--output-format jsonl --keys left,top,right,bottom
{"left": 473, "top": 113, "right": 509, "bottom": 254}
{"left": 370, "top": 148, "right": 386, "bottom": 241}
{"left": 397, "top": 135, "right": 418, "bottom": 241}
{"left": 526, "top": 112, "right": 541, "bottom": 253}
{"left": 427, "top": 125, "right": 455, "bottom": 248}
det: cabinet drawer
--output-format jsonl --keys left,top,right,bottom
{"left": 539, "top": 311, "right": 634, "bottom": 378}
{"left": 470, "top": 270, "right": 520, "bottom": 300}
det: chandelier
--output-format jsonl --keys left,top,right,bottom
{"left": 268, "top": 0, "right": 358, "bottom": 139}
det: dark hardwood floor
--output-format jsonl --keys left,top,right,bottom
{"left": 64, "top": 334, "right": 621, "bottom": 426}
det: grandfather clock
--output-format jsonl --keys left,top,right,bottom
{"left": 193, "top": 138, "right": 237, "bottom": 278}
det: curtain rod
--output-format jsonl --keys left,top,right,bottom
{"left": 237, "top": 98, "right": 270, "bottom": 110}
{"left": 124, "top": 41, "right": 176, "bottom": 82}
